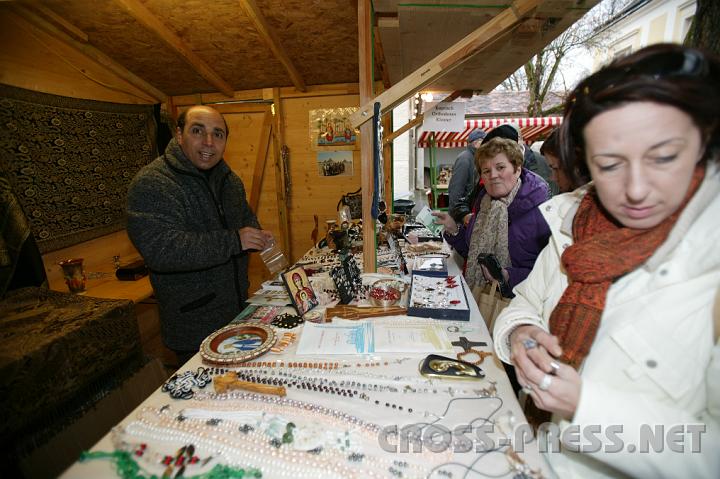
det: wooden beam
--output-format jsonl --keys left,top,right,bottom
{"left": 207, "top": 103, "right": 272, "bottom": 115}
{"left": 239, "top": 0, "right": 307, "bottom": 92}
{"left": 10, "top": 5, "right": 166, "bottom": 102}
{"left": 372, "top": 25, "right": 391, "bottom": 89}
{"left": 25, "top": 2, "right": 89, "bottom": 42}
{"left": 384, "top": 114, "right": 422, "bottom": 145}
{"left": 358, "top": 0, "right": 375, "bottom": 273}
{"left": 170, "top": 83, "right": 369, "bottom": 107}
{"left": 271, "top": 87, "right": 292, "bottom": 260}
{"left": 249, "top": 110, "right": 274, "bottom": 212}
{"left": 113, "top": 0, "right": 235, "bottom": 98}
{"left": 350, "top": 0, "right": 542, "bottom": 128}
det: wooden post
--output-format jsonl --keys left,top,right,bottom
{"left": 382, "top": 111, "right": 392, "bottom": 212}
{"left": 271, "top": 88, "right": 292, "bottom": 260}
{"left": 358, "top": 0, "right": 375, "bottom": 273}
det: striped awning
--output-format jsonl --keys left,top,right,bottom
{"left": 417, "top": 117, "right": 563, "bottom": 148}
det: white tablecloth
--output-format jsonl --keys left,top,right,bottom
{"left": 62, "top": 257, "right": 550, "bottom": 479}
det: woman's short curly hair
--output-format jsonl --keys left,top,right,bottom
{"left": 475, "top": 137, "right": 524, "bottom": 173}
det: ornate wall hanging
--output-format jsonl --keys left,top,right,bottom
{"left": 0, "top": 84, "right": 156, "bottom": 252}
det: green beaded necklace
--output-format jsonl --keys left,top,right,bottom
{"left": 79, "top": 450, "right": 262, "bottom": 479}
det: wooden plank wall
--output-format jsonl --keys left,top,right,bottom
{"left": 281, "top": 94, "right": 362, "bottom": 262}
{"left": 220, "top": 108, "right": 279, "bottom": 294}
{"left": 192, "top": 93, "right": 363, "bottom": 293}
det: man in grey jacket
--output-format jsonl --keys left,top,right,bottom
{"left": 447, "top": 128, "right": 485, "bottom": 216}
{"left": 127, "top": 105, "right": 273, "bottom": 365}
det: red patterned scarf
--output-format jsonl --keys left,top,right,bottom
{"left": 549, "top": 165, "right": 706, "bottom": 369}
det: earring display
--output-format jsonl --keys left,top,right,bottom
{"left": 407, "top": 273, "right": 470, "bottom": 321}
{"left": 161, "top": 368, "right": 212, "bottom": 400}
{"left": 329, "top": 255, "right": 362, "bottom": 304}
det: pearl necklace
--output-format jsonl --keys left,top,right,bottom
{"left": 185, "top": 394, "right": 453, "bottom": 466}
{"left": 116, "top": 405, "right": 435, "bottom": 479}
{"left": 190, "top": 392, "right": 383, "bottom": 434}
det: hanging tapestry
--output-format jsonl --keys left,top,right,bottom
{"left": 0, "top": 84, "right": 156, "bottom": 253}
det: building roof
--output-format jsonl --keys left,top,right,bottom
{"left": 430, "top": 90, "right": 566, "bottom": 117}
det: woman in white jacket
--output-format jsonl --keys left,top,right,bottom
{"left": 493, "top": 44, "right": 720, "bottom": 478}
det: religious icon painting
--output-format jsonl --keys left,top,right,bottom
{"left": 308, "top": 107, "right": 359, "bottom": 150}
{"left": 281, "top": 266, "right": 319, "bottom": 316}
{"left": 199, "top": 323, "right": 276, "bottom": 365}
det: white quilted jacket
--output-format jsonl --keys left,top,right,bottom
{"left": 493, "top": 162, "right": 720, "bottom": 479}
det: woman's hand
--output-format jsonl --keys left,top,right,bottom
{"left": 431, "top": 211, "right": 458, "bottom": 235}
{"left": 510, "top": 325, "right": 581, "bottom": 420}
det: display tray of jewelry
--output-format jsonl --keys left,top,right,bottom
{"left": 403, "top": 223, "right": 441, "bottom": 242}
{"left": 410, "top": 255, "right": 448, "bottom": 277}
{"left": 407, "top": 272, "right": 470, "bottom": 321}
{"left": 199, "top": 322, "right": 277, "bottom": 365}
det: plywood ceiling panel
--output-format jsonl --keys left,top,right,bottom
{"left": 4, "top": 0, "right": 601, "bottom": 97}
{"left": 259, "top": 0, "right": 360, "bottom": 86}
{"left": 40, "top": 0, "right": 214, "bottom": 95}
{"left": 144, "top": 0, "right": 290, "bottom": 91}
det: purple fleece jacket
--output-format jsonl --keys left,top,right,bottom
{"left": 444, "top": 169, "right": 551, "bottom": 289}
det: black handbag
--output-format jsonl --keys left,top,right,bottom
{"left": 337, "top": 188, "right": 362, "bottom": 220}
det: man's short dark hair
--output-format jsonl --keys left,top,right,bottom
{"left": 176, "top": 107, "right": 230, "bottom": 138}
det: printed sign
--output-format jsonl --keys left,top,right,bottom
{"left": 422, "top": 102, "right": 465, "bottom": 132}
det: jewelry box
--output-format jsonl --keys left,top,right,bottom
{"left": 407, "top": 272, "right": 470, "bottom": 321}
{"left": 410, "top": 255, "right": 448, "bottom": 277}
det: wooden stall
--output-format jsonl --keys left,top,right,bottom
{"left": 0, "top": 1, "right": 603, "bottom": 477}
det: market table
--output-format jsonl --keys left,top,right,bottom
{"left": 61, "top": 252, "right": 550, "bottom": 479}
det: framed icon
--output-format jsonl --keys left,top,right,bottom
{"left": 281, "top": 266, "right": 319, "bottom": 316}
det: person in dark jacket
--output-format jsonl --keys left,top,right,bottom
{"left": 447, "top": 128, "right": 485, "bottom": 214}
{"left": 433, "top": 137, "right": 551, "bottom": 294}
{"left": 127, "top": 105, "right": 273, "bottom": 364}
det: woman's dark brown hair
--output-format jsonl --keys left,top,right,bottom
{"left": 559, "top": 43, "right": 720, "bottom": 187}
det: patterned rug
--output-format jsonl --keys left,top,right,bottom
{"left": 0, "top": 84, "right": 157, "bottom": 253}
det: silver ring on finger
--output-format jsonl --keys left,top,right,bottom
{"left": 522, "top": 338, "right": 538, "bottom": 350}
{"left": 538, "top": 374, "right": 553, "bottom": 391}
{"left": 521, "top": 384, "right": 533, "bottom": 395}
{"left": 549, "top": 361, "right": 560, "bottom": 374}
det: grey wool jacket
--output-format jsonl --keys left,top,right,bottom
{"left": 127, "top": 138, "right": 260, "bottom": 351}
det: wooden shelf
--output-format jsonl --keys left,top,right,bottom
{"left": 50, "top": 273, "right": 153, "bottom": 304}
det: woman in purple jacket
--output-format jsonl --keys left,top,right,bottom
{"left": 433, "top": 137, "right": 551, "bottom": 297}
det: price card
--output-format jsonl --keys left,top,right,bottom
{"left": 415, "top": 205, "right": 443, "bottom": 236}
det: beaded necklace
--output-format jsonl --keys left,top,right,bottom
{"left": 233, "top": 357, "right": 412, "bottom": 370}
{"left": 215, "top": 366, "right": 495, "bottom": 397}
{"left": 79, "top": 450, "right": 261, "bottom": 479}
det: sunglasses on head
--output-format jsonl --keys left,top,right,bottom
{"left": 573, "top": 48, "right": 709, "bottom": 101}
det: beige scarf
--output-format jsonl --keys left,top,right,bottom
{"left": 465, "top": 177, "right": 521, "bottom": 290}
